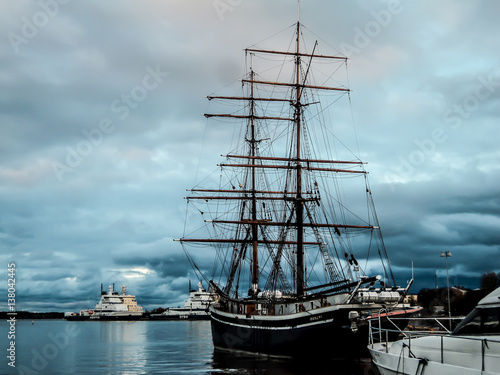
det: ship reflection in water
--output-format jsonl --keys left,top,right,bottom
{"left": 213, "top": 349, "right": 379, "bottom": 375}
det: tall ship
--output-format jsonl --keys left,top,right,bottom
{"left": 151, "top": 281, "right": 215, "bottom": 320}
{"left": 176, "top": 15, "right": 415, "bottom": 358}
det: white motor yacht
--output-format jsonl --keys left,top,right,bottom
{"left": 368, "top": 287, "right": 500, "bottom": 375}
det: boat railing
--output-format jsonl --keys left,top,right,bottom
{"left": 367, "top": 309, "right": 465, "bottom": 351}
{"left": 368, "top": 311, "right": 500, "bottom": 370}
{"left": 369, "top": 318, "right": 448, "bottom": 348}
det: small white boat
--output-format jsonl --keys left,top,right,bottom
{"left": 368, "top": 287, "right": 500, "bottom": 375}
{"left": 151, "top": 282, "right": 215, "bottom": 320}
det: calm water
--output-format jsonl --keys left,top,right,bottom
{"left": 1, "top": 320, "right": 379, "bottom": 374}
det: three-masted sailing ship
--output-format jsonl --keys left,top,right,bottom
{"left": 176, "top": 19, "right": 414, "bottom": 358}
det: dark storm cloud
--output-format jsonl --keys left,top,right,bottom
{"left": 113, "top": 253, "right": 191, "bottom": 279}
{"left": 0, "top": 0, "right": 498, "bottom": 311}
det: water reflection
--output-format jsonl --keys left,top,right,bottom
{"left": 212, "top": 349, "right": 380, "bottom": 375}
{"left": 1, "top": 320, "right": 381, "bottom": 374}
{"left": 143, "top": 320, "right": 214, "bottom": 374}
{"left": 97, "top": 322, "right": 148, "bottom": 374}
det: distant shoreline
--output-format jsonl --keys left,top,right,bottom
{"left": 0, "top": 311, "right": 64, "bottom": 319}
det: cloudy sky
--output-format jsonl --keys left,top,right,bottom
{"left": 1, "top": 0, "right": 499, "bottom": 312}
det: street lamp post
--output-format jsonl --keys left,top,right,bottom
{"left": 440, "top": 250, "right": 452, "bottom": 327}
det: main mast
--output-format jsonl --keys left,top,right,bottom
{"left": 249, "top": 55, "right": 259, "bottom": 296}
{"left": 294, "top": 21, "right": 305, "bottom": 297}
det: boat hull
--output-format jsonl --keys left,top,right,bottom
{"left": 211, "top": 305, "right": 372, "bottom": 358}
{"left": 64, "top": 315, "right": 91, "bottom": 321}
{"left": 91, "top": 313, "right": 143, "bottom": 321}
{"left": 65, "top": 315, "right": 142, "bottom": 321}
{"left": 369, "top": 343, "right": 498, "bottom": 375}
{"left": 150, "top": 312, "right": 210, "bottom": 320}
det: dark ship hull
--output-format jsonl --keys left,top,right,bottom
{"left": 65, "top": 314, "right": 143, "bottom": 321}
{"left": 211, "top": 306, "right": 363, "bottom": 358}
{"left": 64, "top": 315, "right": 90, "bottom": 321}
{"left": 149, "top": 311, "right": 210, "bottom": 320}
{"left": 91, "top": 314, "right": 143, "bottom": 321}
{"left": 210, "top": 301, "right": 418, "bottom": 358}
